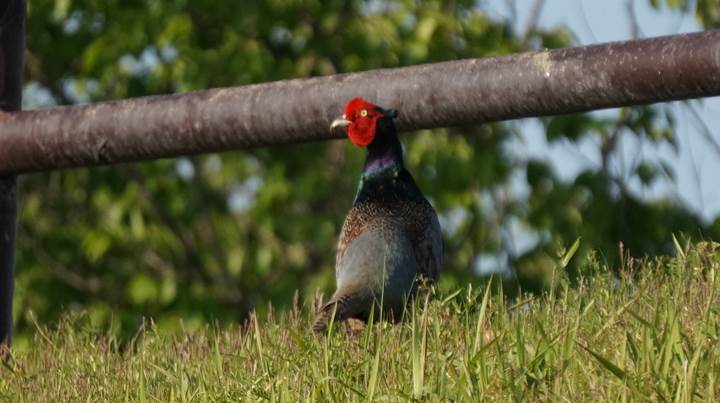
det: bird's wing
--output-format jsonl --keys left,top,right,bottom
{"left": 336, "top": 203, "right": 369, "bottom": 278}
{"left": 316, "top": 221, "right": 419, "bottom": 332}
{"left": 409, "top": 201, "right": 443, "bottom": 284}
{"left": 336, "top": 219, "right": 419, "bottom": 296}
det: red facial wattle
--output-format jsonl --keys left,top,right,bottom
{"left": 343, "top": 97, "right": 382, "bottom": 147}
{"left": 347, "top": 114, "right": 381, "bottom": 147}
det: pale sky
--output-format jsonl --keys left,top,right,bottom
{"left": 488, "top": 0, "right": 720, "bottom": 222}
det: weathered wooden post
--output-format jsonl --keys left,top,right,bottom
{"left": 0, "top": 0, "right": 25, "bottom": 348}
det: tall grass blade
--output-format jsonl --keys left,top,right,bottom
{"left": 561, "top": 237, "right": 582, "bottom": 268}
{"left": 577, "top": 342, "right": 629, "bottom": 383}
{"left": 472, "top": 278, "right": 493, "bottom": 356}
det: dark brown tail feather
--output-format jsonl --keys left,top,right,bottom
{"left": 312, "top": 293, "right": 363, "bottom": 333}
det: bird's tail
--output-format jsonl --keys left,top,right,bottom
{"left": 312, "top": 293, "right": 365, "bottom": 333}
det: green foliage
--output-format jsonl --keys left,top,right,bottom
{"left": 16, "top": 0, "right": 720, "bottom": 341}
{"left": 2, "top": 242, "right": 719, "bottom": 400}
{"left": 652, "top": 0, "right": 720, "bottom": 28}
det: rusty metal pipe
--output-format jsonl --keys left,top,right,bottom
{"left": 0, "top": 31, "right": 719, "bottom": 175}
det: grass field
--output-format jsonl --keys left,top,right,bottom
{"left": 1, "top": 241, "right": 718, "bottom": 401}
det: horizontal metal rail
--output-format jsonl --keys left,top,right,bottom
{"left": 0, "top": 31, "right": 718, "bottom": 175}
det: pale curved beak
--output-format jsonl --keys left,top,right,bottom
{"left": 330, "top": 117, "right": 351, "bottom": 135}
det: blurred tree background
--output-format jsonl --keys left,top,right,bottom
{"left": 14, "top": 0, "right": 720, "bottom": 343}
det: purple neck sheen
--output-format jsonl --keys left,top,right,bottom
{"left": 361, "top": 116, "right": 404, "bottom": 177}
{"left": 363, "top": 150, "right": 399, "bottom": 175}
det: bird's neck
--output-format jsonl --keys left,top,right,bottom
{"left": 362, "top": 131, "right": 404, "bottom": 178}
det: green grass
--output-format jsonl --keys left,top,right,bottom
{"left": 1, "top": 241, "right": 719, "bottom": 401}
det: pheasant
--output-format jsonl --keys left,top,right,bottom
{"left": 313, "top": 97, "right": 442, "bottom": 332}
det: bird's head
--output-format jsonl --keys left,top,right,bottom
{"left": 330, "top": 97, "right": 398, "bottom": 147}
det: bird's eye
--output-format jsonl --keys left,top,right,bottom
{"left": 360, "top": 109, "right": 368, "bottom": 117}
